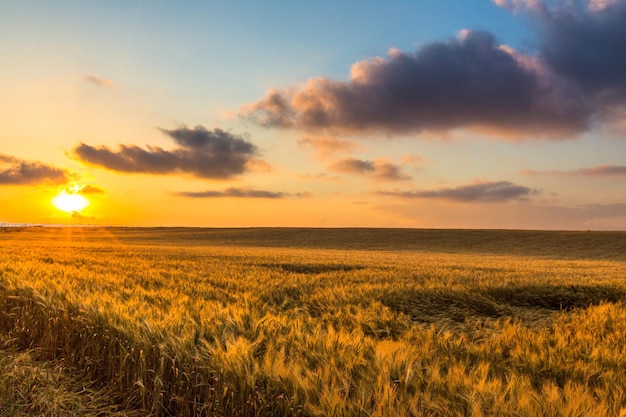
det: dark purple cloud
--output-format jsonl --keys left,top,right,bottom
{"left": 243, "top": 1, "right": 626, "bottom": 140}
{"left": 377, "top": 181, "right": 535, "bottom": 202}
{"left": 73, "top": 125, "right": 264, "bottom": 179}
{"left": 242, "top": 30, "right": 589, "bottom": 139}
{"left": 329, "top": 158, "right": 411, "bottom": 181}
{"left": 524, "top": 164, "right": 626, "bottom": 176}
{"left": 529, "top": 1, "right": 626, "bottom": 100}
{"left": 0, "top": 154, "right": 70, "bottom": 185}
{"left": 495, "top": 0, "right": 626, "bottom": 127}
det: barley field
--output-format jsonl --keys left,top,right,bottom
{"left": 1, "top": 227, "right": 626, "bottom": 416}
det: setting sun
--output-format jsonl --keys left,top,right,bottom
{"left": 51, "top": 191, "right": 89, "bottom": 213}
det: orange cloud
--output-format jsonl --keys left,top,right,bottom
{"left": 297, "top": 134, "right": 361, "bottom": 158}
{"left": 523, "top": 165, "right": 626, "bottom": 176}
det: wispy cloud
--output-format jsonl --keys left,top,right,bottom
{"left": 244, "top": 159, "right": 272, "bottom": 173}
{"left": 173, "top": 187, "right": 310, "bottom": 199}
{"left": 71, "top": 211, "right": 95, "bottom": 220}
{"left": 84, "top": 75, "right": 114, "bottom": 88}
{"left": 297, "top": 135, "right": 361, "bottom": 158}
{"left": 73, "top": 125, "right": 267, "bottom": 179}
{"left": 376, "top": 181, "right": 536, "bottom": 202}
{"left": 65, "top": 184, "right": 106, "bottom": 194}
{"left": 402, "top": 154, "right": 431, "bottom": 168}
{"left": 296, "top": 172, "right": 343, "bottom": 182}
{"left": 328, "top": 158, "right": 411, "bottom": 181}
{"left": 175, "top": 188, "right": 284, "bottom": 199}
{"left": 523, "top": 165, "right": 626, "bottom": 176}
{"left": 0, "top": 154, "right": 70, "bottom": 185}
{"left": 78, "top": 184, "right": 106, "bottom": 194}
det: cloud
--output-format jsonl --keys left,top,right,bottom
{"left": 491, "top": 0, "right": 542, "bottom": 12}
{"left": 77, "top": 184, "right": 106, "bottom": 194}
{"left": 174, "top": 188, "right": 313, "bottom": 199}
{"left": 524, "top": 165, "right": 626, "bottom": 176}
{"left": 297, "top": 135, "right": 361, "bottom": 158}
{"left": 495, "top": 0, "right": 626, "bottom": 110}
{"left": 376, "top": 181, "right": 535, "bottom": 202}
{"left": 73, "top": 125, "right": 265, "bottom": 179}
{"left": 578, "top": 165, "right": 626, "bottom": 176}
{"left": 243, "top": 1, "right": 626, "bottom": 140}
{"left": 174, "top": 188, "right": 287, "bottom": 199}
{"left": 370, "top": 161, "right": 412, "bottom": 181}
{"left": 0, "top": 154, "right": 70, "bottom": 185}
{"left": 330, "top": 158, "right": 375, "bottom": 174}
{"left": 402, "top": 154, "right": 431, "bottom": 167}
{"left": 65, "top": 184, "right": 106, "bottom": 194}
{"left": 530, "top": 1, "right": 626, "bottom": 101}
{"left": 328, "top": 158, "right": 411, "bottom": 181}
{"left": 71, "top": 211, "right": 95, "bottom": 220}
{"left": 296, "top": 172, "right": 343, "bottom": 182}
{"left": 242, "top": 30, "right": 589, "bottom": 139}
{"left": 244, "top": 159, "right": 273, "bottom": 173}
{"left": 84, "top": 75, "right": 114, "bottom": 88}
{"left": 493, "top": 0, "right": 619, "bottom": 14}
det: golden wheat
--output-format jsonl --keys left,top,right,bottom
{"left": 1, "top": 227, "right": 625, "bottom": 416}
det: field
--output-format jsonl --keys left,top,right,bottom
{"left": 1, "top": 227, "right": 626, "bottom": 416}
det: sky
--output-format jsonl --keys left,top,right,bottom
{"left": 1, "top": 0, "right": 626, "bottom": 229}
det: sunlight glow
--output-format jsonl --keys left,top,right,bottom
{"left": 52, "top": 191, "right": 89, "bottom": 213}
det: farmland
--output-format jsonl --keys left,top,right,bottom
{"left": 1, "top": 227, "right": 626, "bottom": 416}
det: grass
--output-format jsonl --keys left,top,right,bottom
{"left": 1, "top": 227, "right": 626, "bottom": 416}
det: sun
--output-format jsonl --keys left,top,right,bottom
{"left": 52, "top": 191, "right": 90, "bottom": 213}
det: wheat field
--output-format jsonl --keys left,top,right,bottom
{"left": 1, "top": 227, "right": 626, "bottom": 416}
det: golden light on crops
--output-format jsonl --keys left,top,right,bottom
{"left": 52, "top": 191, "right": 90, "bottom": 213}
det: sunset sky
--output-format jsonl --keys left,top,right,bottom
{"left": 1, "top": 0, "right": 626, "bottom": 229}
